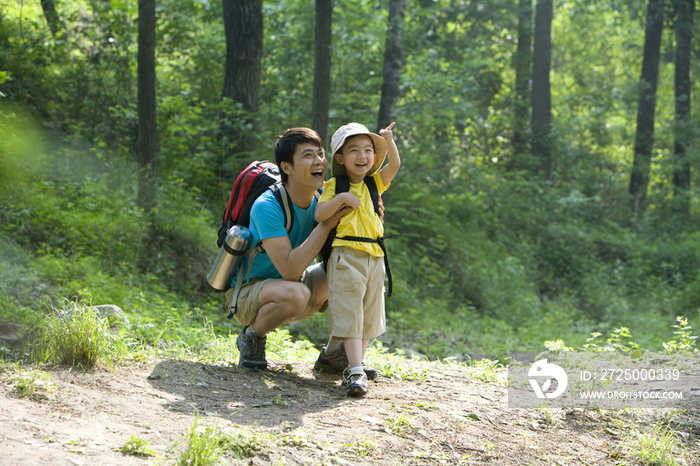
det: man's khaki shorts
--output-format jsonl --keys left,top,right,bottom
{"left": 225, "top": 263, "right": 325, "bottom": 327}
{"left": 327, "top": 246, "right": 386, "bottom": 339}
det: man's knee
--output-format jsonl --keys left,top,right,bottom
{"left": 285, "top": 283, "right": 311, "bottom": 317}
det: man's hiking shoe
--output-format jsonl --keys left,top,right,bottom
{"left": 343, "top": 368, "right": 369, "bottom": 397}
{"left": 314, "top": 343, "right": 378, "bottom": 380}
{"left": 236, "top": 326, "right": 268, "bottom": 370}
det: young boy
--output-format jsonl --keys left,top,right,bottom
{"left": 314, "top": 122, "right": 401, "bottom": 396}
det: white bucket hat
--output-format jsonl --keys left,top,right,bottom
{"left": 330, "top": 122, "right": 387, "bottom": 177}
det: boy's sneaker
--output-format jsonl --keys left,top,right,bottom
{"left": 314, "top": 343, "right": 378, "bottom": 380}
{"left": 236, "top": 326, "right": 267, "bottom": 370}
{"left": 343, "top": 368, "right": 369, "bottom": 397}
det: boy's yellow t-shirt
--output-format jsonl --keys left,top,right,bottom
{"left": 319, "top": 172, "right": 388, "bottom": 257}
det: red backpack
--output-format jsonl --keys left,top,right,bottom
{"left": 217, "top": 161, "right": 292, "bottom": 248}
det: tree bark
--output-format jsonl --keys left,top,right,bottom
{"left": 137, "top": 0, "right": 158, "bottom": 216}
{"left": 40, "top": 0, "right": 64, "bottom": 37}
{"left": 312, "top": 0, "right": 333, "bottom": 148}
{"left": 377, "top": 0, "right": 406, "bottom": 133}
{"left": 672, "top": 0, "right": 693, "bottom": 217}
{"left": 222, "top": 0, "right": 263, "bottom": 112}
{"left": 511, "top": 0, "right": 533, "bottom": 168}
{"left": 531, "top": 0, "right": 552, "bottom": 178}
{"left": 629, "top": 0, "right": 664, "bottom": 217}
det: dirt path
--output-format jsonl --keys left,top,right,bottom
{"left": 1, "top": 358, "right": 698, "bottom": 465}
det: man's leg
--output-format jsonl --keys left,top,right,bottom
{"left": 236, "top": 279, "right": 309, "bottom": 370}
{"left": 251, "top": 279, "right": 311, "bottom": 335}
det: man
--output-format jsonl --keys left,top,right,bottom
{"left": 227, "top": 127, "right": 376, "bottom": 378}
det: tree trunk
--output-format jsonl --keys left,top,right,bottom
{"left": 377, "top": 0, "right": 406, "bottom": 133}
{"left": 222, "top": 0, "right": 263, "bottom": 112}
{"left": 40, "top": 0, "right": 64, "bottom": 37}
{"left": 511, "top": 0, "right": 533, "bottom": 169}
{"left": 629, "top": 0, "right": 664, "bottom": 217}
{"left": 312, "top": 0, "right": 333, "bottom": 148}
{"left": 531, "top": 0, "right": 552, "bottom": 178}
{"left": 672, "top": 0, "right": 693, "bottom": 217}
{"left": 137, "top": 0, "right": 158, "bottom": 217}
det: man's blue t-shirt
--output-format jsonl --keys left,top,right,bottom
{"left": 229, "top": 189, "right": 318, "bottom": 286}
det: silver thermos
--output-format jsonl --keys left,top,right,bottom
{"left": 206, "top": 225, "right": 252, "bottom": 293}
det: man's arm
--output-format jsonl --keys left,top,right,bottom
{"left": 263, "top": 207, "right": 349, "bottom": 281}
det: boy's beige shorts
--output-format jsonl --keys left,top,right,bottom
{"left": 225, "top": 263, "right": 325, "bottom": 327}
{"left": 327, "top": 246, "right": 386, "bottom": 340}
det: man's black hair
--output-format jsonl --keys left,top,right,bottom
{"left": 274, "top": 128, "right": 324, "bottom": 184}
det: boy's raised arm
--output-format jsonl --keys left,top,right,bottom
{"left": 379, "top": 122, "right": 401, "bottom": 187}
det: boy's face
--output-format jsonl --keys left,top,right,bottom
{"left": 281, "top": 142, "right": 327, "bottom": 191}
{"left": 335, "top": 134, "right": 376, "bottom": 181}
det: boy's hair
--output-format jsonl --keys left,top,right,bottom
{"left": 274, "top": 127, "right": 324, "bottom": 184}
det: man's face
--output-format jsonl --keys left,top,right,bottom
{"left": 283, "top": 142, "right": 327, "bottom": 190}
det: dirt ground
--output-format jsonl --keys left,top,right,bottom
{"left": 1, "top": 352, "right": 699, "bottom": 466}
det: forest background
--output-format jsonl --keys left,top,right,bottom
{"left": 1, "top": 0, "right": 699, "bottom": 362}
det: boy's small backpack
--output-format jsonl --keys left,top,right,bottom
{"left": 319, "top": 174, "right": 393, "bottom": 296}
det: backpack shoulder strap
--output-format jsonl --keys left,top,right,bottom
{"left": 269, "top": 183, "right": 294, "bottom": 234}
{"left": 335, "top": 175, "right": 349, "bottom": 195}
{"left": 364, "top": 175, "right": 380, "bottom": 215}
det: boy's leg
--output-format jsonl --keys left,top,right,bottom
{"left": 316, "top": 248, "right": 378, "bottom": 379}
{"left": 343, "top": 338, "right": 369, "bottom": 397}
{"left": 344, "top": 338, "right": 364, "bottom": 367}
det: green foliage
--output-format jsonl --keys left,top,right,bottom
{"left": 2, "top": 0, "right": 700, "bottom": 362}
{"left": 662, "top": 316, "right": 698, "bottom": 353}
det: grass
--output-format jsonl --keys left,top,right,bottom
{"left": 341, "top": 437, "right": 379, "bottom": 458}
{"left": 30, "top": 300, "right": 127, "bottom": 369}
{"left": 119, "top": 435, "right": 156, "bottom": 457}
{"left": 219, "top": 427, "right": 275, "bottom": 459}
{"left": 10, "top": 368, "right": 57, "bottom": 400}
{"left": 385, "top": 415, "right": 413, "bottom": 436}
{"left": 174, "top": 417, "right": 224, "bottom": 466}
{"left": 617, "top": 423, "right": 689, "bottom": 466}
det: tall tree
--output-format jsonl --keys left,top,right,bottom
{"left": 40, "top": 0, "right": 64, "bottom": 37}
{"left": 137, "top": 0, "right": 158, "bottom": 218}
{"left": 377, "top": 0, "right": 407, "bottom": 132}
{"left": 531, "top": 0, "right": 552, "bottom": 178}
{"left": 511, "top": 0, "right": 533, "bottom": 168}
{"left": 222, "top": 0, "right": 263, "bottom": 112}
{"left": 628, "top": 0, "right": 664, "bottom": 217}
{"left": 672, "top": 0, "right": 694, "bottom": 217}
{"left": 312, "top": 0, "right": 333, "bottom": 148}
